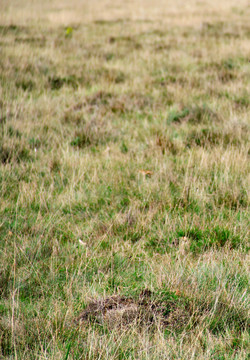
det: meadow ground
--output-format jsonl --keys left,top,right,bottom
{"left": 0, "top": 0, "right": 249, "bottom": 359}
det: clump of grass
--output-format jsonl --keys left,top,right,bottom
{"left": 7, "top": 126, "right": 22, "bottom": 139}
{"left": 185, "top": 127, "right": 247, "bottom": 148}
{"left": 48, "top": 75, "right": 79, "bottom": 90}
{"left": 200, "top": 21, "right": 243, "bottom": 39}
{"left": 70, "top": 118, "right": 113, "bottom": 148}
{"left": 233, "top": 92, "right": 250, "bottom": 109}
{"left": 177, "top": 226, "right": 243, "bottom": 253}
{"left": 64, "top": 91, "right": 155, "bottom": 123}
{"left": 167, "top": 104, "right": 219, "bottom": 125}
{"left": 156, "top": 134, "right": 179, "bottom": 154}
{"left": 15, "top": 77, "right": 35, "bottom": 91}
{"left": 0, "top": 144, "right": 31, "bottom": 164}
{"left": 146, "top": 226, "right": 245, "bottom": 255}
{"left": 0, "top": 24, "right": 27, "bottom": 35}
{"left": 200, "top": 56, "right": 248, "bottom": 83}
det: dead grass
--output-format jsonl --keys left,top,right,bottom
{"left": 0, "top": 0, "right": 249, "bottom": 359}
{"left": 76, "top": 289, "right": 191, "bottom": 331}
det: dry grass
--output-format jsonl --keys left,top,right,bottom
{"left": 0, "top": 0, "right": 249, "bottom": 359}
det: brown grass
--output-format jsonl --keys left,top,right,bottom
{"left": 0, "top": 0, "right": 249, "bottom": 359}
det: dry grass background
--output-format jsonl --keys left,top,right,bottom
{"left": 0, "top": 0, "right": 249, "bottom": 359}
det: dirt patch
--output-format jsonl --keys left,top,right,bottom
{"left": 76, "top": 289, "right": 191, "bottom": 330}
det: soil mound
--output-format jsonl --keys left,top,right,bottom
{"left": 76, "top": 289, "right": 190, "bottom": 329}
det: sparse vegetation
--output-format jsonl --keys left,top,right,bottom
{"left": 0, "top": 0, "right": 249, "bottom": 359}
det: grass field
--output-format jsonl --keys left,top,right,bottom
{"left": 0, "top": 0, "right": 249, "bottom": 358}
